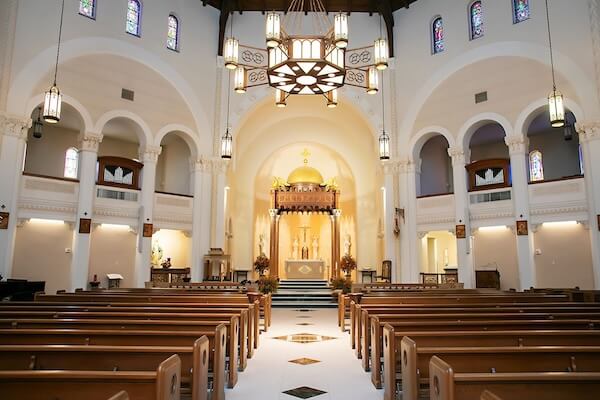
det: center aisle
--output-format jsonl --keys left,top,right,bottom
{"left": 227, "top": 308, "right": 382, "bottom": 400}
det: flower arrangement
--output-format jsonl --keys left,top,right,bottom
{"left": 257, "top": 275, "right": 279, "bottom": 294}
{"left": 340, "top": 254, "right": 357, "bottom": 275}
{"left": 254, "top": 254, "right": 270, "bottom": 276}
{"left": 331, "top": 277, "right": 352, "bottom": 294}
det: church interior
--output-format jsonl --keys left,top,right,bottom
{"left": 1, "top": 0, "right": 600, "bottom": 399}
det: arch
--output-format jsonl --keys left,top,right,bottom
{"left": 25, "top": 93, "right": 94, "bottom": 134}
{"left": 398, "top": 41, "right": 600, "bottom": 154}
{"left": 514, "top": 97, "right": 585, "bottom": 138}
{"left": 155, "top": 123, "right": 201, "bottom": 158}
{"left": 7, "top": 37, "right": 212, "bottom": 152}
{"left": 93, "top": 109, "right": 153, "bottom": 147}
{"left": 409, "top": 125, "right": 456, "bottom": 161}
{"left": 457, "top": 112, "right": 513, "bottom": 153}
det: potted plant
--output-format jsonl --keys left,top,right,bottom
{"left": 253, "top": 254, "right": 270, "bottom": 276}
{"left": 340, "top": 254, "right": 357, "bottom": 277}
{"left": 257, "top": 275, "right": 279, "bottom": 294}
{"left": 330, "top": 276, "right": 352, "bottom": 296}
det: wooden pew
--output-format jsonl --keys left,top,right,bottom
{"left": 428, "top": 355, "right": 600, "bottom": 400}
{"left": 480, "top": 390, "right": 502, "bottom": 400}
{"left": 108, "top": 391, "right": 129, "bottom": 400}
{"left": 0, "top": 325, "right": 232, "bottom": 391}
{"left": 369, "top": 317, "right": 600, "bottom": 388}
{"left": 358, "top": 306, "right": 600, "bottom": 364}
{"left": 398, "top": 337, "right": 600, "bottom": 400}
{"left": 0, "top": 353, "right": 181, "bottom": 400}
{"left": 0, "top": 317, "right": 239, "bottom": 389}
{"left": 0, "top": 337, "right": 210, "bottom": 400}
{"left": 7, "top": 300, "right": 261, "bottom": 350}
{"left": 0, "top": 308, "right": 251, "bottom": 368}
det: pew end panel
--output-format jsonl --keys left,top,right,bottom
{"left": 429, "top": 356, "right": 454, "bottom": 400}
{"left": 212, "top": 324, "right": 227, "bottom": 400}
{"left": 361, "top": 309, "right": 370, "bottom": 371}
{"left": 383, "top": 324, "right": 398, "bottom": 400}
{"left": 227, "top": 315, "right": 240, "bottom": 388}
{"left": 400, "top": 336, "right": 419, "bottom": 400}
{"left": 155, "top": 354, "right": 181, "bottom": 400}
{"left": 370, "top": 316, "right": 383, "bottom": 389}
{"left": 192, "top": 337, "right": 209, "bottom": 400}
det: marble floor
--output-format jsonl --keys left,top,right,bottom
{"left": 226, "top": 308, "right": 383, "bottom": 400}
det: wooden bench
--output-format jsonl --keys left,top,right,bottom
{"left": 369, "top": 316, "right": 600, "bottom": 388}
{"left": 108, "top": 391, "right": 130, "bottom": 400}
{"left": 0, "top": 338, "right": 211, "bottom": 400}
{"left": 429, "top": 355, "right": 600, "bottom": 400}
{"left": 480, "top": 390, "right": 502, "bottom": 400}
{"left": 398, "top": 338, "right": 600, "bottom": 400}
{"left": 0, "top": 353, "right": 181, "bottom": 400}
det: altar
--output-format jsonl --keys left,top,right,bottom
{"left": 285, "top": 260, "right": 326, "bottom": 279}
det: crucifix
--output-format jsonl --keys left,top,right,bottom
{"left": 299, "top": 225, "right": 310, "bottom": 260}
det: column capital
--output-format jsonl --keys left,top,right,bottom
{"left": 576, "top": 122, "right": 600, "bottom": 143}
{"left": 504, "top": 135, "right": 529, "bottom": 155}
{"left": 382, "top": 159, "right": 401, "bottom": 175}
{"left": 0, "top": 113, "right": 31, "bottom": 140}
{"left": 333, "top": 209, "right": 342, "bottom": 218}
{"left": 191, "top": 156, "right": 212, "bottom": 173}
{"left": 447, "top": 147, "right": 467, "bottom": 164}
{"left": 268, "top": 208, "right": 279, "bottom": 218}
{"left": 211, "top": 158, "right": 229, "bottom": 174}
{"left": 77, "top": 132, "right": 103, "bottom": 152}
{"left": 139, "top": 145, "right": 162, "bottom": 163}
{"left": 398, "top": 158, "right": 419, "bottom": 174}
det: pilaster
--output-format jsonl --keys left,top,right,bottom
{"left": 381, "top": 159, "right": 400, "bottom": 281}
{"left": 397, "top": 158, "right": 419, "bottom": 283}
{"left": 211, "top": 158, "right": 229, "bottom": 250}
{"left": 191, "top": 157, "right": 212, "bottom": 281}
{"left": 0, "top": 113, "right": 31, "bottom": 280}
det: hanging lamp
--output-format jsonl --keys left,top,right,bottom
{"left": 374, "top": 15, "right": 389, "bottom": 71}
{"left": 544, "top": 0, "right": 565, "bottom": 128}
{"left": 379, "top": 74, "right": 390, "bottom": 160}
{"left": 221, "top": 72, "right": 233, "bottom": 159}
{"left": 33, "top": 107, "right": 44, "bottom": 139}
{"left": 43, "top": 0, "right": 65, "bottom": 123}
{"left": 223, "top": 12, "right": 239, "bottom": 70}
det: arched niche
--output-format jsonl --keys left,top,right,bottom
{"left": 418, "top": 135, "right": 453, "bottom": 197}
{"left": 155, "top": 132, "right": 194, "bottom": 196}
{"left": 468, "top": 122, "right": 508, "bottom": 162}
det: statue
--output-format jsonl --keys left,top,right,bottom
{"left": 258, "top": 234, "right": 266, "bottom": 256}
{"left": 312, "top": 236, "right": 319, "bottom": 259}
{"left": 343, "top": 234, "right": 352, "bottom": 256}
{"left": 292, "top": 236, "right": 299, "bottom": 260}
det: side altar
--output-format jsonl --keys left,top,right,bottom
{"left": 285, "top": 260, "right": 326, "bottom": 279}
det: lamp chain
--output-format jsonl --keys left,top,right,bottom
{"left": 545, "top": 0, "right": 557, "bottom": 90}
{"left": 53, "top": 0, "right": 66, "bottom": 85}
{"left": 381, "top": 71, "right": 385, "bottom": 132}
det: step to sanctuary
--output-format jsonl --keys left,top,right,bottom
{"left": 272, "top": 279, "right": 337, "bottom": 308}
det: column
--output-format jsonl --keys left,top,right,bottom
{"left": 0, "top": 114, "right": 30, "bottom": 280}
{"left": 505, "top": 135, "right": 536, "bottom": 290}
{"left": 331, "top": 209, "right": 341, "bottom": 279}
{"left": 382, "top": 161, "right": 399, "bottom": 280}
{"left": 576, "top": 122, "right": 600, "bottom": 288}
{"left": 268, "top": 209, "right": 280, "bottom": 278}
{"left": 190, "top": 157, "right": 212, "bottom": 282}
{"left": 133, "top": 145, "right": 161, "bottom": 287}
{"left": 397, "top": 159, "right": 419, "bottom": 283}
{"left": 448, "top": 147, "right": 475, "bottom": 288}
{"left": 211, "top": 158, "right": 228, "bottom": 250}
{"left": 69, "top": 132, "right": 103, "bottom": 290}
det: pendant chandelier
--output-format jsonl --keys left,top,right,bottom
{"left": 33, "top": 107, "right": 44, "bottom": 139}
{"left": 221, "top": 48, "right": 234, "bottom": 159}
{"left": 223, "top": 0, "right": 389, "bottom": 107}
{"left": 43, "top": 0, "right": 65, "bottom": 123}
{"left": 544, "top": 0, "right": 565, "bottom": 128}
{"left": 378, "top": 71, "right": 390, "bottom": 160}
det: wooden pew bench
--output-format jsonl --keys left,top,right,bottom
{"left": 108, "top": 391, "right": 130, "bottom": 400}
{"left": 0, "top": 338, "right": 211, "bottom": 400}
{"left": 0, "top": 354, "right": 181, "bottom": 400}
{"left": 369, "top": 317, "right": 600, "bottom": 389}
{"left": 429, "top": 355, "right": 600, "bottom": 400}
{"left": 398, "top": 338, "right": 600, "bottom": 400}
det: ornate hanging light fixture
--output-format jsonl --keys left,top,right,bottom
{"left": 43, "top": 0, "right": 65, "bottom": 123}
{"left": 379, "top": 73, "right": 390, "bottom": 160}
{"left": 223, "top": 1, "right": 389, "bottom": 107}
{"left": 544, "top": 0, "right": 565, "bottom": 128}
{"left": 327, "top": 89, "right": 338, "bottom": 108}
{"left": 33, "top": 107, "right": 44, "bottom": 139}
{"left": 221, "top": 73, "right": 233, "bottom": 159}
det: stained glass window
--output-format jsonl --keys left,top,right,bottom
{"left": 167, "top": 14, "right": 179, "bottom": 51}
{"left": 64, "top": 148, "right": 79, "bottom": 179}
{"left": 126, "top": 0, "right": 141, "bottom": 36}
{"left": 432, "top": 17, "right": 444, "bottom": 54}
{"left": 513, "top": 0, "right": 530, "bottom": 24}
{"left": 529, "top": 150, "right": 544, "bottom": 182}
{"left": 79, "top": 0, "right": 96, "bottom": 19}
{"left": 470, "top": 1, "right": 484, "bottom": 39}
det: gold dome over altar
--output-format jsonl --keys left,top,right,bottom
{"left": 287, "top": 148, "right": 324, "bottom": 185}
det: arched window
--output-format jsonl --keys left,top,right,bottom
{"left": 579, "top": 145, "right": 584, "bottom": 175}
{"left": 64, "top": 148, "right": 79, "bottom": 179}
{"left": 432, "top": 17, "right": 444, "bottom": 54}
{"left": 126, "top": 0, "right": 142, "bottom": 36}
{"left": 513, "top": 0, "right": 530, "bottom": 24}
{"left": 470, "top": 1, "right": 484, "bottom": 40}
{"left": 79, "top": 0, "right": 96, "bottom": 19}
{"left": 167, "top": 14, "right": 180, "bottom": 51}
{"left": 529, "top": 150, "right": 544, "bottom": 182}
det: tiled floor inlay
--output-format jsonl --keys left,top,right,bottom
{"left": 273, "top": 333, "right": 337, "bottom": 344}
{"left": 288, "top": 357, "right": 321, "bottom": 365}
{"left": 282, "top": 386, "right": 327, "bottom": 399}
{"left": 296, "top": 322, "right": 313, "bottom": 326}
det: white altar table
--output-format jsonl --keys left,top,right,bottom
{"left": 285, "top": 260, "right": 325, "bottom": 279}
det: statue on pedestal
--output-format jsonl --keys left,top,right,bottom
{"left": 258, "top": 233, "right": 266, "bottom": 256}
{"left": 344, "top": 234, "right": 352, "bottom": 256}
{"left": 292, "top": 236, "right": 299, "bottom": 260}
{"left": 312, "top": 236, "right": 319, "bottom": 259}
